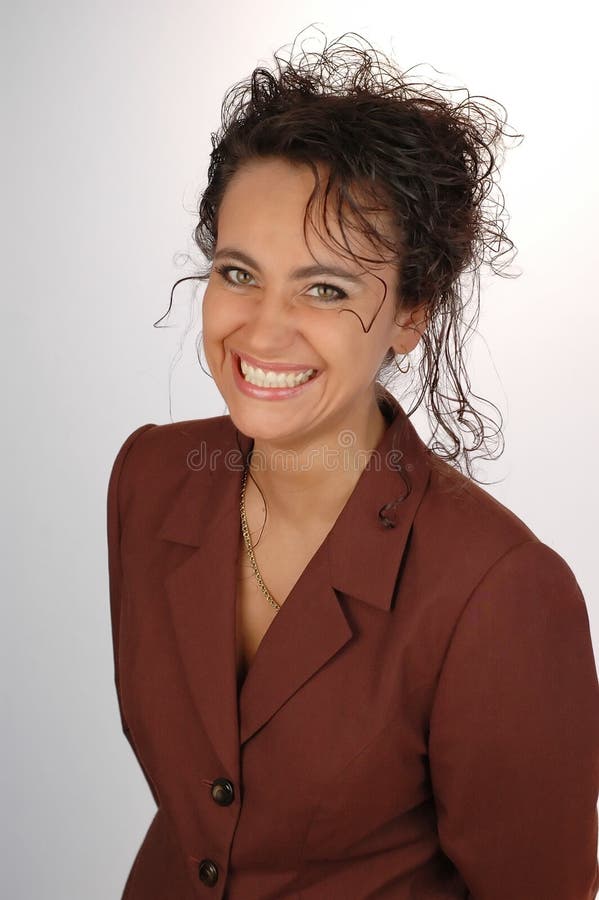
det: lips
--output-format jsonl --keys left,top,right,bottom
{"left": 233, "top": 350, "right": 319, "bottom": 375}
{"left": 231, "top": 348, "right": 322, "bottom": 398}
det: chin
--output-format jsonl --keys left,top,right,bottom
{"left": 230, "top": 405, "right": 318, "bottom": 451}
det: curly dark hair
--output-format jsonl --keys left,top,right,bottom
{"left": 157, "top": 25, "right": 523, "bottom": 486}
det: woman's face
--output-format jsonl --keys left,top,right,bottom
{"left": 202, "top": 156, "right": 421, "bottom": 446}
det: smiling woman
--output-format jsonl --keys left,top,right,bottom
{"left": 109, "top": 24, "right": 599, "bottom": 900}
{"left": 200, "top": 153, "right": 420, "bottom": 457}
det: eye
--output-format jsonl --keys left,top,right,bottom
{"left": 212, "top": 264, "right": 348, "bottom": 304}
{"left": 213, "top": 265, "right": 254, "bottom": 287}
{"left": 306, "top": 283, "right": 348, "bottom": 303}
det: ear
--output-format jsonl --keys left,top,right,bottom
{"left": 389, "top": 302, "right": 429, "bottom": 355}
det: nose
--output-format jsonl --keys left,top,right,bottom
{"left": 244, "top": 288, "right": 299, "bottom": 335}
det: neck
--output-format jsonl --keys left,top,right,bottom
{"left": 244, "top": 392, "right": 390, "bottom": 529}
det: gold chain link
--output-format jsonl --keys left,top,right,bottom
{"left": 240, "top": 464, "right": 281, "bottom": 612}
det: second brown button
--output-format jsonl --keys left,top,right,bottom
{"left": 211, "top": 777, "right": 235, "bottom": 806}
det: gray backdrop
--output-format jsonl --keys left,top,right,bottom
{"left": 3, "top": 2, "right": 598, "bottom": 898}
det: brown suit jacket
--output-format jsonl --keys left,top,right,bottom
{"left": 107, "top": 385, "right": 599, "bottom": 899}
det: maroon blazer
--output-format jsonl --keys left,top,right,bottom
{"left": 107, "top": 385, "right": 599, "bottom": 899}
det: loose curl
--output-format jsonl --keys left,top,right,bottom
{"left": 156, "top": 25, "right": 523, "bottom": 488}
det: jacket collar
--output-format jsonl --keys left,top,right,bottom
{"left": 157, "top": 384, "right": 432, "bottom": 613}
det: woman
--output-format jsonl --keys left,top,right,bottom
{"left": 107, "top": 29, "right": 599, "bottom": 899}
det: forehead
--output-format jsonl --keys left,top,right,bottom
{"left": 216, "top": 156, "right": 396, "bottom": 271}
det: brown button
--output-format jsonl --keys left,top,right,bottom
{"left": 211, "top": 777, "right": 235, "bottom": 806}
{"left": 198, "top": 858, "right": 219, "bottom": 886}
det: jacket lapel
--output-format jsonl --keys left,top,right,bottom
{"left": 161, "top": 523, "right": 240, "bottom": 778}
{"left": 157, "top": 387, "right": 432, "bottom": 768}
{"left": 238, "top": 551, "right": 353, "bottom": 744}
{"left": 157, "top": 424, "right": 245, "bottom": 779}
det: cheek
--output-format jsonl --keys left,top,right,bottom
{"left": 201, "top": 290, "right": 238, "bottom": 340}
{"left": 323, "top": 315, "right": 380, "bottom": 366}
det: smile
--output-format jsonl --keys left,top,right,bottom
{"left": 240, "top": 357, "right": 316, "bottom": 387}
{"left": 231, "top": 352, "right": 322, "bottom": 399}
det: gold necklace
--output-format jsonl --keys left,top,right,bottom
{"left": 240, "top": 464, "right": 281, "bottom": 612}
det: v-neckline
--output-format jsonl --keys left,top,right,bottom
{"left": 234, "top": 513, "right": 336, "bottom": 694}
{"left": 233, "top": 394, "right": 396, "bottom": 694}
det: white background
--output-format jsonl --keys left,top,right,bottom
{"left": 3, "top": 2, "right": 598, "bottom": 897}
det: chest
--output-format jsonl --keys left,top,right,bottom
{"left": 234, "top": 526, "right": 330, "bottom": 688}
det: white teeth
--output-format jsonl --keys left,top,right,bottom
{"left": 240, "top": 358, "right": 316, "bottom": 388}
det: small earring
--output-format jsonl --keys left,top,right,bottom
{"left": 394, "top": 350, "right": 410, "bottom": 375}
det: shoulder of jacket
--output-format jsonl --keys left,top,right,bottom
{"left": 412, "top": 453, "right": 546, "bottom": 591}
{"left": 422, "top": 454, "right": 536, "bottom": 535}
{"left": 469, "top": 538, "right": 582, "bottom": 601}
{"left": 117, "top": 413, "right": 233, "bottom": 461}
{"left": 415, "top": 463, "right": 586, "bottom": 655}
{"left": 109, "top": 413, "right": 236, "bottom": 496}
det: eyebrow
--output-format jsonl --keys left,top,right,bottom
{"left": 213, "top": 247, "right": 366, "bottom": 283}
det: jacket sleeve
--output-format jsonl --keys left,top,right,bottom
{"left": 428, "top": 539, "right": 599, "bottom": 900}
{"left": 106, "top": 423, "right": 156, "bottom": 740}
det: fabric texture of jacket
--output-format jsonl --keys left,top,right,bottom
{"left": 106, "top": 384, "right": 599, "bottom": 899}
